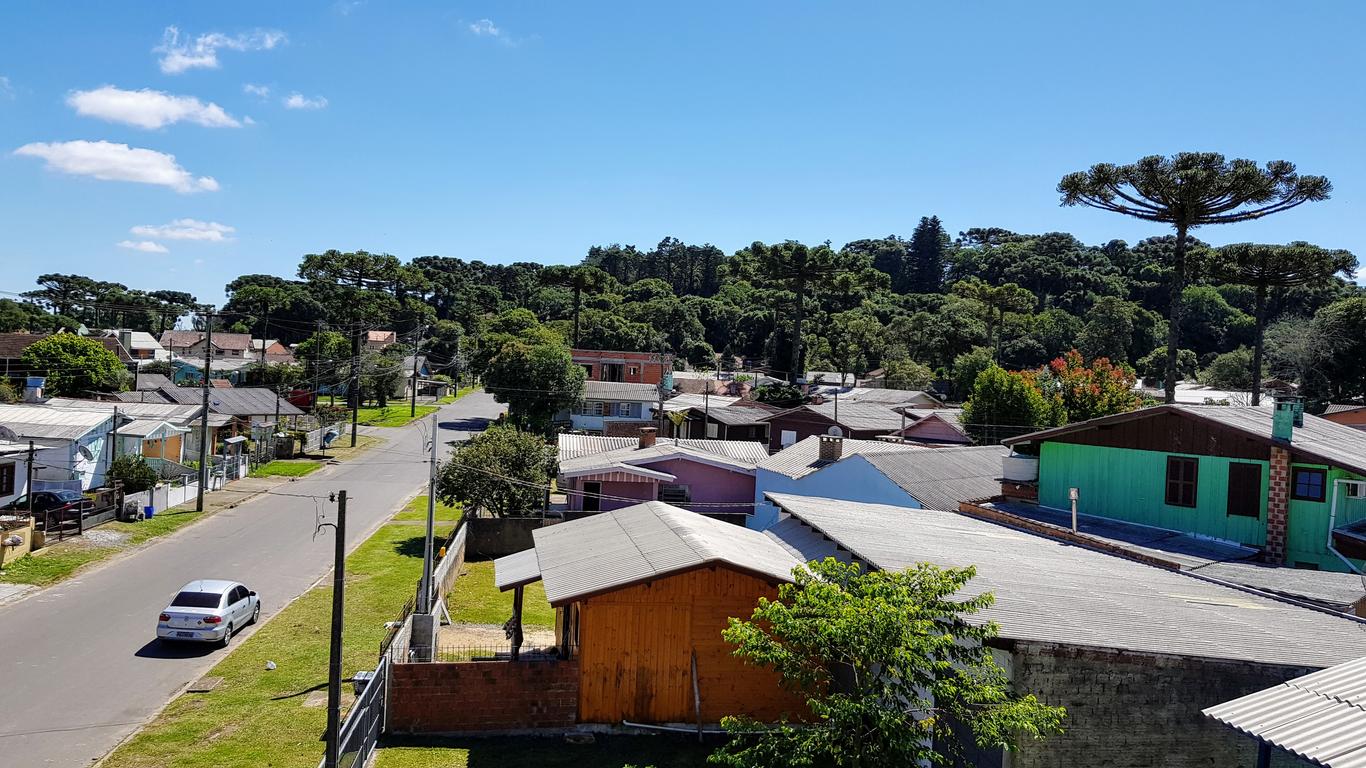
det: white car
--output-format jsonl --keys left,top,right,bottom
{"left": 157, "top": 579, "right": 261, "bottom": 645}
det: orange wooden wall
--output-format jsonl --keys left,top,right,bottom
{"left": 575, "top": 565, "right": 806, "bottom": 724}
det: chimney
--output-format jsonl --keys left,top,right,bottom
{"left": 639, "top": 427, "right": 657, "bottom": 449}
{"left": 1272, "top": 395, "right": 1304, "bottom": 443}
{"left": 118, "top": 329, "right": 133, "bottom": 356}
{"left": 818, "top": 434, "right": 843, "bottom": 462}
{"left": 23, "top": 376, "right": 45, "bottom": 403}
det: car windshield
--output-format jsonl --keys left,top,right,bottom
{"left": 53, "top": 490, "right": 83, "bottom": 502}
{"left": 170, "top": 591, "right": 223, "bottom": 609}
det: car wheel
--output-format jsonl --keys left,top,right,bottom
{"left": 221, "top": 623, "right": 233, "bottom": 647}
{"left": 251, "top": 602, "right": 261, "bottom": 625}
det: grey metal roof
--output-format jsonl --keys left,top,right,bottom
{"left": 557, "top": 433, "right": 770, "bottom": 463}
{"left": 493, "top": 549, "right": 542, "bottom": 591}
{"left": 1324, "top": 404, "right": 1366, "bottom": 416}
{"left": 758, "top": 435, "right": 923, "bottom": 479}
{"left": 132, "top": 373, "right": 176, "bottom": 391}
{"left": 117, "top": 419, "right": 187, "bottom": 438}
{"left": 1204, "top": 656, "right": 1366, "bottom": 767}
{"left": 0, "top": 403, "right": 111, "bottom": 440}
{"left": 1006, "top": 404, "right": 1366, "bottom": 477}
{"left": 513, "top": 501, "right": 803, "bottom": 605}
{"left": 559, "top": 441, "right": 761, "bottom": 476}
{"left": 860, "top": 445, "right": 1009, "bottom": 510}
{"left": 766, "top": 493, "right": 1366, "bottom": 669}
{"left": 141, "top": 386, "right": 304, "bottom": 417}
{"left": 702, "top": 406, "right": 775, "bottom": 427}
{"left": 764, "top": 517, "right": 853, "bottom": 564}
{"left": 805, "top": 401, "right": 905, "bottom": 432}
{"left": 45, "top": 397, "right": 202, "bottom": 424}
{"left": 582, "top": 380, "right": 660, "bottom": 402}
{"left": 661, "top": 393, "right": 740, "bottom": 412}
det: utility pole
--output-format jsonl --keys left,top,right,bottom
{"left": 418, "top": 411, "right": 438, "bottom": 614}
{"left": 26, "top": 441, "right": 35, "bottom": 519}
{"left": 410, "top": 325, "right": 424, "bottom": 418}
{"left": 195, "top": 307, "right": 213, "bottom": 512}
{"left": 312, "top": 320, "right": 324, "bottom": 416}
{"left": 110, "top": 406, "right": 120, "bottom": 461}
{"left": 324, "top": 490, "right": 347, "bottom": 768}
{"left": 350, "top": 328, "right": 361, "bottom": 448}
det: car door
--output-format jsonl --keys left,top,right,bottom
{"left": 227, "top": 586, "right": 249, "bottom": 625}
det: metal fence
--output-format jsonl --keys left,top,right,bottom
{"left": 319, "top": 655, "right": 389, "bottom": 768}
{"left": 386, "top": 639, "right": 569, "bottom": 665}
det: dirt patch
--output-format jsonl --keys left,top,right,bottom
{"left": 80, "top": 529, "right": 131, "bottom": 547}
{"left": 438, "top": 622, "right": 556, "bottom": 650}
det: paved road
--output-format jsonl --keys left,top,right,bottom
{"left": 0, "top": 391, "right": 504, "bottom": 767}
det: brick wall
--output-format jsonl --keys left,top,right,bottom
{"left": 1267, "top": 445, "right": 1290, "bottom": 564}
{"left": 388, "top": 660, "right": 579, "bottom": 733}
{"left": 1006, "top": 642, "right": 1317, "bottom": 768}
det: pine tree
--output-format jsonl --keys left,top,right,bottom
{"left": 907, "top": 216, "right": 950, "bottom": 293}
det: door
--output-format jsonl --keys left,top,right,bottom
{"left": 583, "top": 481, "right": 601, "bottom": 512}
{"left": 228, "top": 586, "right": 250, "bottom": 624}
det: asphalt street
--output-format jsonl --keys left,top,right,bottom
{"left": 0, "top": 391, "right": 504, "bottom": 767}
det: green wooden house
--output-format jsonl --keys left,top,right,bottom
{"left": 1004, "top": 399, "right": 1366, "bottom": 572}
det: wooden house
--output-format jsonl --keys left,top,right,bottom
{"left": 493, "top": 501, "right": 806, "bottom": 725}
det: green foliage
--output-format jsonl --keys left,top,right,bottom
{"left": 751, "top": 383, "right": 805, "bottom": 409}
{"left": 951, "top": 277, "right": 1036, "bottom": 359}
{"left": 107, "top": 454, "right": 158, "bottom": 493}
{"left": 950, "top": 347, "right": 996, "bottom": 401}
{"left": 1312, "top": 297, "right": 1366, "bottom": 400}
{"left": 961, "top": 365, "right": 1062, "bottom": 443}
{"left": 483, "top": 342, "right": 586, "bottom": 433}
{"left": 0, "top": 379, "right": 19, "bottom": 404}
{"left": 1202, "top": 347, "right": 1257, "bottom": 390}
{"left": 880, "top": 359, "right": 936, "bottom": 391}
{"left": 19, "top": 334, "right": 126, "bottom": 395}
{"left": 1036, "top": 350, "right": 1142, "bottom": 423}
{"left": 436, "top": 425, "right": 553, "bottom": 517}
{"left": 711, "top": 558, "right": 1065, "bottom": 768}
{"left": 1138, "top": 346, "right": 1197, "bottom": 384}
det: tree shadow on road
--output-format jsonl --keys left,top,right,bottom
{"left": 439, "top": 417, "right": 494, "bottom": 433}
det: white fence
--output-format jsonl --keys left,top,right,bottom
{"left": 122, "top": 478, "right": 201, "bottom": 515}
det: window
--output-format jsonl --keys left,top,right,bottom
{"left": 1226, "top": 463, "right": 1261, "bottom": 518}
{"left": 629, "top": 366, "right": 639, "bottom": 377}
{"left": 658, "top": 484, "right": 691, "bottom": 503}
{"left": 590, "top": 402, "right": 604, "bottom": 417}
{"left": 1292, "top": 468, "right": 1327, "bottom": 502}
{"left": 582, "top": 481, "right": 601, "bottom": 513}
{"left": 0, "top": 463, "right": 13, "bottom": 496}
{"left": 780, "top": 429, "right": 797, "bottom": 447}
{"left": 1165, "top": 456, "right": 1198, "bottom": 507}
{"left": 617, "top": 402, "right": 632, "bottom": 417}
{"left": 229, "top": 586, "right": 247, "bottom": 604}
{"left": 171, "top": 591, "right": 223, "bottom": 608}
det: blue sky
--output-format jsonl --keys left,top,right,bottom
{"left": 3, "top": 1, "right": 1363, "bottom": 306}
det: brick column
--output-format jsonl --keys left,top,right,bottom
{"left": 1266, "top": 445, "right": 1290, "bottom": 564}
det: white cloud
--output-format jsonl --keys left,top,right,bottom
{"left": 155, "top": 26, "right": 286, "bottom": 74}
{"left": 243, "top": 83, "right": 271, "bottom": 98}
{"left": 130, "top": 218, "right": 235, "bottom": 242}
{"left": 283, "top": 92, "right": 328, "bottom": 110}
{"left": 67, "top": 85, "right": 240, "bottom": 129}
{"left": 13, "top": 140, "right": 219, "bottom": 193}
{"left": 118, "top": 240, "right": 170, "bottom": 254}
{"left": 468, "top": 19, "right": 501, "bottom": 37}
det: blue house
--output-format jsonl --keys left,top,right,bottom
{"left": 560, "top": 381, "right": 660, "bottom": 434}
{"left": 750, "top": 435, "right": 1007, "bottom": 529}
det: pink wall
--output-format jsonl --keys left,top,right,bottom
{"left": 902, "top": 416, "right": 969, "bottom": 444}
{"left": 564, "top": 457, "right": 755, "bottom": 513}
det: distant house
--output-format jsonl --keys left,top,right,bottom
{"left": 1322, "top": 404, "right": 1366, "bottom": 431}
{"left": 750, "top": 436, "right": 1005, "bottom": 528}
{"left": 661, "top": 397, "right": 777, "bottom": 443}
{"left": 765, "top": 493, "right": 1366, "bottom": 768}
{"left": 364, "top": 330, "right": 397, "bottom": 351}
{"left": 556, "top": 429, "right": 769, "bottom": 517}
{"left": 0, "top": 402, "right": 117, "bottom": 489}
{"left": 0, "top": 332, "right": 135, "bottom": 377}
{"left": 1003, "top": 399, "right": 1366, "bottom": 571}
{"left": 491, "top": 502, "right": 805, "bottom": 726}
{"left": 100, "top": 329, "right": 168, "bottom": 362}
{"left": 807, "top": 386, "right": 945, "bottom": 408}
{"left": 115, "top": 385, "right": 302, "bottom": 428}
{"left": 761, "top": 401, "right": 908, "bottom": 450}
{"left": 561, "top": 380, "right": 660, "bottom": 434}
{"left": 250, "top": 339, "right": 296, "bottom": 364}
{"left": 159, "top": 330, "right": 253, "bottom": 360}
{"left": 891, "top": 407, "right": 970, "bottom": 445}
{"left": 572, "top": 349, "right": 673, "bottom": 387}
{"left": 45, "top": 398, "right": 200, "bottom": 467}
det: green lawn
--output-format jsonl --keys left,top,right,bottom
{"left": 249, "top": 460, "right": 323, "bottom": 478}
{"left": 449, "top": 561, "right": 553, "bottom": 628}
{"left": 394, "top": 494, "right": 463, "bottom": 522}
{"left": 436, "top": 386, "right": 478, "bottom": 405}
{"left": 357, "top": 404, "right": 439, "bottom": 427}
{"left": 102, "top": 520, "right": 455, "bottom": 768}
{"left": 0, "top": 507, "right": 210, "bottom": 587}
{"left": 374, "top": 735, "right": 711, "bottom": 768}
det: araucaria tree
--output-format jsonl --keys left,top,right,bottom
{"left": 1210, "top": 242, "right": 1356, "bottom": 404}
{"left": 538, "top": 265, "right": 615, "bottom": 348}
{"left": 1059, "top": 153, "right": 1331, "bottom": 403}
{"left": 713, "top": 558, "right": 1065, "bottom": 768}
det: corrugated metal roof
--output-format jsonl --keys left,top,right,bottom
{"left": 860, "top": 445, "right": 1009, "bottom": 510}
{"left": 139, "top": 386, "right": 304, "bottom": 416}
{"left": 767, "top": 493, "right": 1366, "bottom": 669}
{"left": 494, "top": 548, "right": 542, "bottom": 591}
{"left": 582, "top": 381, "right": 660, "bottom": 402}
{"left": 117, "top": 419, "right": 187, "bottom": 438}
{"left": 559, "top": 441, "right": 761, "bottom": 476}
{"left": 1324, "top": 404, "right": 1366, "bottom": 416}
{"left": 805, "top": 401, "right": 905, "bottom": 431}
{"left": 1006, "top": 404, "right": 1366, "bottom": 477}
{"left": 520, "top": 501, "right": 802, "bottom": 605}
{"left": 661, "top": 393, "right": 741, "bottom": 412}
{"left": 0, "top": 403, "right": 111, "bottom": 440}
{"left": 1205, "top": 656, "right": 1366, "bottom": 767}
{"left": 758, "top": 435, "right": 923, "bottom": 479}
{"left": 45, "top": 397, "right": 201, "bottom": 424}
{"left": 557, "top": 434, "right": 770, "bottom": 464}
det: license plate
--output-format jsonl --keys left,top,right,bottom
{"left": 176, "top": 631, "right": 193, "bottom": 638}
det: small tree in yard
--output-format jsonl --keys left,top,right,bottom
{"left": 483, "top": 341, "right": 586, "bottom": 434}
{"left": 712, "top": 558, "right": 1064, "bottom": 768}
{"left": 107, "top": 454, "right": 158, "bottom": 494}
{"left": 961, "top": 365, "right": 1062, "bottom": 444}
{"left": 1036, "top": 350, "right": 1142, "bottom": 423}
{"left": 435, "top": 425, "right": 552, "bottom": 517}
{"left": 19, "top": 334, "right": 126, "bottom": 396}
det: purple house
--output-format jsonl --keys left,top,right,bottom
{"left": 556, "top": 429, "right": 769, "bottom": 520}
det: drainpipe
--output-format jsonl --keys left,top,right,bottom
{"left": 1327, "top": 479, "right": 1364, "bottom": 574}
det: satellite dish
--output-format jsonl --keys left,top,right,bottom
{"left": 76, "top": 444, "right": 95, "bottom": 462}
{"left": 826, "top": 426, "right": 844, "bottom": 437}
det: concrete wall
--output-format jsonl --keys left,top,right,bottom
{"left": 466, "top": 517, "right": 544, "bottom": 560}
{"left": 387, "top": 660, "right": 579, "bottom": 733}
{"left": 0, "top": 517, "right": 36, "bottom": 565}
{"left": 750, "top": 456, "right": 919, "bottom": 529}
{"left": 1005, "top": 642, "right": 1318, "bottom": 768}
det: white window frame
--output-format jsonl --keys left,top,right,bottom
{"left": 781, "top": 429, "right": 797, "bottom": 447}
